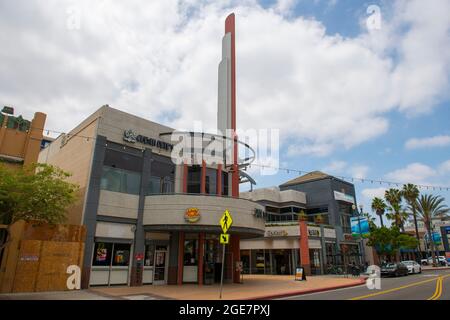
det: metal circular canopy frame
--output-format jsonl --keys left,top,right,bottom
{"left": 159, "top": 131, "right": 256, "bottom": 170}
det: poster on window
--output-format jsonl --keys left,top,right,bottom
{"left": 96, "top": 248, "right": 107, "bottom": 262}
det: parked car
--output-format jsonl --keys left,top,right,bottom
{"left": 381, "top": 262, "right": 409, "bottom": 277}
{"left": 421, "top": 256, "right": 448, "bottom": 266}
{"left": 401, "top": 260, "right": 422, "bottom": 274}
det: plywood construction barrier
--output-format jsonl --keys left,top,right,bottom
{"left": 0, "top": 220, "right": 86, "bottom": 293}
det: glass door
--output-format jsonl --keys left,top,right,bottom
{"left": 153, "top": 246, "right": 168, "bottom": 285}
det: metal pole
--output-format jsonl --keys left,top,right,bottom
{"left": 219, "top": 243, "right": 226, "bottom": 299}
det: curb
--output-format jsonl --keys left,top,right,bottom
{"left": 243, "top": 278, "right": 367, "bottom": 300}
{"left": 422, "top": 267, "right": 450, "bottom": 272}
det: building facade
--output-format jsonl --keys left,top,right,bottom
{"left": 239, "top": 172, "right": 365, "bottom": 276}
{"left": 240, "top": 187, "right": 348, "bottom": 275}
{"left": 38, "top": 105, "right": 265, "bottom": 288}
{"left": 0, "top": 106, "right": 46, "bottom": 168}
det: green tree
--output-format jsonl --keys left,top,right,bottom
{"left": 371, "top": 197, "right": 387, "bottom": 227}
{"left": 385, "top": 188, "right": 407, "bottom": 231}
{"left": 367, "top": 225, "right": 418, "bottom": 263}
{"left": 402, "top": 183, "right": 422, "bottom": 258}
{"left": 415, "top": 194, "right": 450, "bottom": 267}
{"left": 0, "top": 163, "right": 79, "bottom": 225}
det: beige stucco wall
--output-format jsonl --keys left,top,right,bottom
{"left": 143, "top": 194, "right": 265, "bottom": 233}
{"left": 38, "top": 115, "right": 99, "bottom": 225}
{"left": 240, "top": 187, "right": 307, "bottom": 205}
{"left": 97, "top": 190, "right": 139, "bottom": 219}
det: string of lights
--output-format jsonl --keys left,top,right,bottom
{"left": 248, "top": 163, "right": 450, "bottom": 192}
{"left": 10, "top": 122, "right": 450, "bottom": 192}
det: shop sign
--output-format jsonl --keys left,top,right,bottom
{"left": 265, "top": 225, "right": 300, "bottom": 237}
{"left": 135, "top": 253, "right": 144, "bottom": 261}
{"left": 324, "top": 228, "right": 336, "bottom": 239}
{"left": 123, "top": 129, "right": 173, "bottom": 151}
{"left": 334, "top": 191, "right": 355, "bottom": 204}
{"left": 307, "top": 226, "right": 321, "bottom": 237}
{"left": 295, "top": 267, "right": 306, "bottom": 281}
{"left": 184, "top": 208, "right": 201, "bottom": 223}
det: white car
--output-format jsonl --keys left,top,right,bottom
{"left": 401, "top": 260, "right": 422, "bottom": 274}
{"left": 421, "top": 256, "right": 448, "bottom": 266}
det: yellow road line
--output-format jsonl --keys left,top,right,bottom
{"left": 428, "top": 277, "right": 443, "bottom": 300}
{"left": 427, "top": 277, "right": 441, "bottom": 300}
{"left": 350, "top": 273, "right": 450, "bottom": 300}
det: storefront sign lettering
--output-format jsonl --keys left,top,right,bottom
{"left": 123, "top": 129, "right": 173, "bottom": 151}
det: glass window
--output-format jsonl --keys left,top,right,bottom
{"left": 222, "top": 172, "right": 229, "bottom": 196}
{"left": 112, "top": 243, "right": 131, "bottom": 266}
{"left": 205, "top": 168, "right": 217, "bottom": 195}
{"left": 104, "top": 148, "right": 142, "bottom": 172}
{"left": 100, "top": 166, "right": 141, "bottom": 195}
{"left": 187, "top": 165, "right": 201, "bottom": 194}
{"left": 184, "top": 239, "right": 198, "bottom": 266}
{"left": 148, "top": 176, "right": 162, "bottom": 194}
{"left": 92, "top": 242, "right": 113, "bottom": 266}
{"left": 144, "top": 244, "right": 155, "bottom": 267}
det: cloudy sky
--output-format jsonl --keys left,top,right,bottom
{"left": 1, "top": 0, "right": 449, "bottom": 224}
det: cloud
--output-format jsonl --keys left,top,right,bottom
{"left": 0, "top": 0, "right": 449, "bottom": 157}
{"left": 322, "top": 160, "right": 347, "bottom": 173}
{"left": 361, "top": 187, "right": 387, "bottom": 201}
{"left": 350, "top": 165, "right": 369, "bottom": 179}
{"left": 384, "top": 163, "right": 437, "bottom": 185}
{"left": 405, "top": 135, "right": 450, "bottom": 149}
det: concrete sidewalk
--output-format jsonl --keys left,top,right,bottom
{"left": 91, "top": 274, "right": 366, "bottom": 300}
{"left": 0, "top": 275, "right": 366, "bottom": 300}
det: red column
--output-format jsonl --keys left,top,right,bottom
{"left": 231, "top": 234, "right": 241, "bottom": 283}
{"left": 177, "top": 232, "right": 185, "bottom": 285}
{"left": 299, "top": 221, "right": 311, "bottom": 275}
{"left": 217, "top": 164, "right": 222, "bottom": 196}
{"left": 198, "top": 233, "right": 205, "bottom": 285}
{"left": 201, "top": 160, "right": 206, "bottom": 194}
{"left": 183, "top": 163, "right": 188, "bottom": 193}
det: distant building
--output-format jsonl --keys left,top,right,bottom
{"left": 240, "top": 171, "right": 365, "bottom": 275}
{"left": 0, "top": 106, "right": 46, "bottom": 168}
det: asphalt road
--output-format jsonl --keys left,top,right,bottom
{"left": 281, "top": 269, "right": 450, "bottom": 300}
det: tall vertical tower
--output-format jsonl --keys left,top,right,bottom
{"left": 218, "top": 13, "right": 239, "bottom": 197}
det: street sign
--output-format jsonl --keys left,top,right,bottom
{"left": 220, "top": 234, "right": 230, "bottom": 245}
{"left": 220, "top": 210, "right": 233, "bottom": 234}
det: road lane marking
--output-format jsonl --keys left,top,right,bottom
{"left": 428, "top": 277, "right": 443, "bottom": 300}
{"left": 349, "top": 277, "right": 439, "bottom": 300}
{"left": 350, "top": 273, "right": 450, "bottom": 300}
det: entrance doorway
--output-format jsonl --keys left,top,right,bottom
{"left": 153, "top": 246, "right": 168, "bottom": 285}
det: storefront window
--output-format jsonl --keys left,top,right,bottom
{"left": 187, "top": 165, "right": 201, "bottom": 194}
{"left": 253, "top": 250, "right": 265, "bottom": 274}
{"left": 222, "top": 172, "right": 229, "bottom": 196}
{"left": 205, "top": 168, "right": 217, "bottom": 195}
{"left": 184, "top": 239, "right": 198, "bottom": 266}
{"left": 148, "top": 176, "right": 174, "bottom": 194}
{"left": 100, "top": 166, "right": 141, "bottom": 195}
{"left": 93, "top": 242, "right": 113, "bottom": 266}
{"left": 112, "top": 243, "right": 131, "bottom": 266}
{"left": 145, "top": 244, "right": 155, "bottom": 267}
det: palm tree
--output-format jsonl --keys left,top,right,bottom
{"left": 415, "top": 194, "right": 450, "bottom": 266}
{"left": 385, "top": 188, "right": 405, "bottom": 231}
{"left": 402, "top": 184, "right": 422, "bottom": 258}
{"left": 371, "top": 197, "right": 387, "bottom": 227}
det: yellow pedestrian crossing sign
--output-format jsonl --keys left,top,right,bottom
{"left": 220, "top": 234, "right": 230, "bottom": 245}
{"left": 220, "top": 210, "right": 233, "bottom": 234}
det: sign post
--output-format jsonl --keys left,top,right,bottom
{"left": 219, "top": 210, "right": 233, "bottom": 299}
